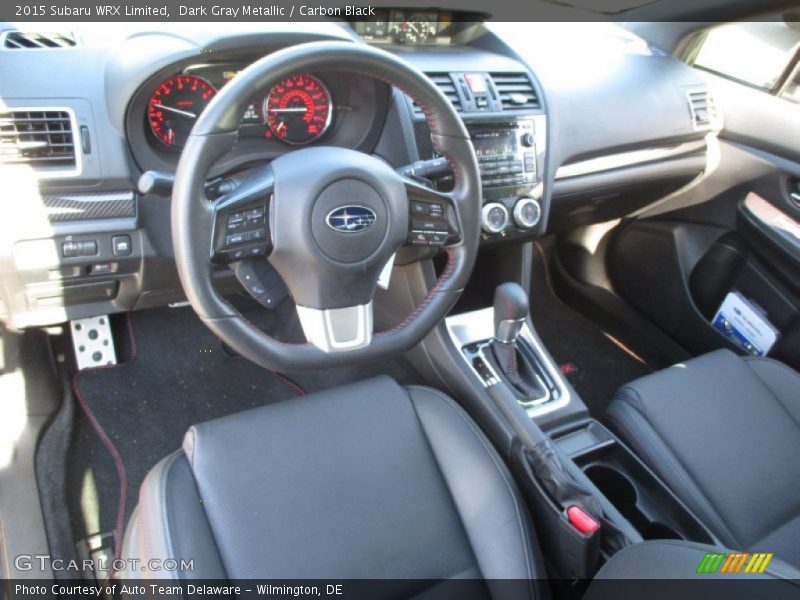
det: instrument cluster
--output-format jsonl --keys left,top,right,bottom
{"left": 145, "top": 66, "right": 335, "bottom": 151}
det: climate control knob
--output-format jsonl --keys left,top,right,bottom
{"left": 513, "top": 196, "right": 542, "bottom": 229}
{"left": 481, "top": 203, "right": 509, "bottom": 234}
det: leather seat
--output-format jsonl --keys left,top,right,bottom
{"left": 122, "top": 376, "right": 546, "bottom": 593}
{"left": 606, "top": 349, "right": 800, "bottom": 568}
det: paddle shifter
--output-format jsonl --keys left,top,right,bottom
{"left": 490, "top": 283, "right": 547, "bottom": 402}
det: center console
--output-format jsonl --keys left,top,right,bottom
{"left": 404, "top": 69, "right": 547, "bottom": 244}
{"left": 436, "top": 279, "right": 720, "bottom": 581}
{"left": 468, "top": 119, "right": 545, "bottom": 239}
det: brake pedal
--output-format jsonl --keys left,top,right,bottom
{"left": 70, "top": 315, "right": 117, "bottom": 369}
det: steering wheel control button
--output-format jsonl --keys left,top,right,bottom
{"left": 246, "top": 207, "right": 265, "bottom": 224}
{"left": 226, "top": 233, "right": 246, "bottom": 246}
{"left": 227, "top": 212, "right": 245, "bottom": 230}
{"left": 513, "top": 197, "right": 542, "bottom": 229}
{"left": 481, "top": 203, "right": 509, "bottom": 234}
{"left": 411, "top": 219, "right": 440, "bottom": 231}
{"left": 410, "top": 201, "right": 429, "bottom": 215}
{"left": 244, "top": 229, "right": 266, "bottom": 242}
{"left": 409, "top": 231, "right": 429, "bottom": 246}
{"left": 213, "top": 198, "right": 271, "bottom": 263}
{"left": 427, "top": 231, "right": 448, "bottom": 245}
{"left": 111, "top": 235, "right": 132, "bottom": 257}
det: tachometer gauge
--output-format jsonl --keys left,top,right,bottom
{"left": 264, "top": 74, "right": 332, "bottom": 145}
{"left": 147, "top": 75, "right": 216, "bottom": 149}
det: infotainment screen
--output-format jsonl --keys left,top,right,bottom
{"left": 470, "top": 127, "right": 519, "bottom": 159}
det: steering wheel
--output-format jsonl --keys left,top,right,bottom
{"left": 172, "top": 41, "right": 481, "bottom": 371}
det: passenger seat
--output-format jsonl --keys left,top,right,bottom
{"left": 605, "top": 349, "right": 800, "bottom": 568}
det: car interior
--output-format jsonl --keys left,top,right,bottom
{"left": 1, "top": 1, "right": 800, "bottom": 598}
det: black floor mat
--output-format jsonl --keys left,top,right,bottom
{"left": 68, "top": 300, "right": 422, "bottom": 546}
{"left": 530, "top": 243, "right": 653, "bottom": 418}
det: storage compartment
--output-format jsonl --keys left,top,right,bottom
{"left": 611, "top": 220, "right": 800, "bottom": 370}
{"left": 690, "top": 232, "right": 800, "bottom": 367}
{"left": 552, "top": 420, "right": 716, "bottom": 545}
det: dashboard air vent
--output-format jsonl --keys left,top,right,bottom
{"left": 687, "top": 90, "right": 718, "bottom": 130}
{"left": 490, "top": 73, "right": 540, "bottom": 110}
{"left": 3, "top": 31, "right": 77, "bottom": 49}
{"left": 412, "top": 73, "right": 462, "bottom": 116}
{"left": 0, "top": 110, "right": 77, "bottom": 172}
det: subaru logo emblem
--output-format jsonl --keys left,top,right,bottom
{"left": 326, "top": 205, "right": 376, "bottom": 233}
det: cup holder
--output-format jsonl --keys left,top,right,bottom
{"left": 584, "top": 464, "right": 685, "bottom": 541}
{"left": 584, "top": 465, "right": 637, "bottom": 516}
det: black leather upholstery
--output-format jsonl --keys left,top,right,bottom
{"left": 606, "top": 350, "right": 800, "bottom": 568}
{"left": 122, "top": 377, "right": 544, "bottom": 592}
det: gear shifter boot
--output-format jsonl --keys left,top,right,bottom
{"left": 490, "top": 340, "right": 547, "bottom": 401}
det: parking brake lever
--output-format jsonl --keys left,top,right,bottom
{"left": 484, "top": 381, "right": 627, "bottom": 551}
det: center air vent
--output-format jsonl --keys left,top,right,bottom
{"left": 687, "top": 90, "right": 718, "bottom": 130}
{"left": 412, "top": 73, "right": 462, "bottom": 116}
{"left": 0, "top": 110, "right": 78, "bottom": 174}
{"left": 490, "top": 73, "right": 540, "bottom": 110}
{"left": 3, "top": 31, "right": 77, "bottom": 49}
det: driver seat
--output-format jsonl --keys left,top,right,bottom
{"left": 121, "top": 376, "right": 546, "bottom": 594}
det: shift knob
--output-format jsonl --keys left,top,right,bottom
{"left": 493, "top": 282, "right": 530, "bottom": 343}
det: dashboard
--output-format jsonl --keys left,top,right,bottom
{"left": 0, "top": 14, "right": 714, "bottom": 330}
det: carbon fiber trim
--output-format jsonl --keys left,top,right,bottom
{"left": 41, "top": 191, "right": 136, "bottom": 221}
{"left": 413, "top": 119, "right": 435, "bottom": 160}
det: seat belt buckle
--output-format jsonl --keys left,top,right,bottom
{"left": 566, "top": 505, "right": 600, "bottom": 535}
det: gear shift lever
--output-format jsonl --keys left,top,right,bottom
{"left": 493, "top": 283, "right": 529, "bottom": 343}
{"left": 490, "top": 283, "right": 546, "bottom": 402}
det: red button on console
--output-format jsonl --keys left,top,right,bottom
{"left": 566, "top": 505, "right": 600, "bottom": 535}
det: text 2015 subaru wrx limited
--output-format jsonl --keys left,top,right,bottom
{"left": 0, "top": 2, "right": 799, "bottom": 598}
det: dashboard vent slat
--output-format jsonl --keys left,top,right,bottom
{"left": 412, "top": 73, "right": 462, "bottom": 116}
{"left": 687, "top": 90, "right": 718, "bottom": 130}
{"left": 490, "top": 73, "right": 540, "bottom": 110}
{"left": 3, "top": 31, "right": 77, "bottom": 49}
{"left": 0, "top": 110, "right": 77, "bottom": 172}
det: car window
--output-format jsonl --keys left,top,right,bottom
{"left": 692, "top": 18, "right": 800, "bottom": 95}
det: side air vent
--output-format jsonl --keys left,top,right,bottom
{"left": 687, "top": 89, "right": 718, "bottom": 130}
{"left": 412, "top": 73, "right": 462, "bottom": 116}
{"left": 0, "top": 110, "right": 78, "bottom": 174}
{"left": 3, "top": 31, "right": 77, "bottom": 49}
{"left": 490, "top": 73, "right": 540, "bottom": 110}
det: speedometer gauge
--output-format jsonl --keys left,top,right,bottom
{"left": 147, "top": 75, "right": 216, "bottom": 149}
{"left": 264, "top": 74, "right": 332, "bottom": 145}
